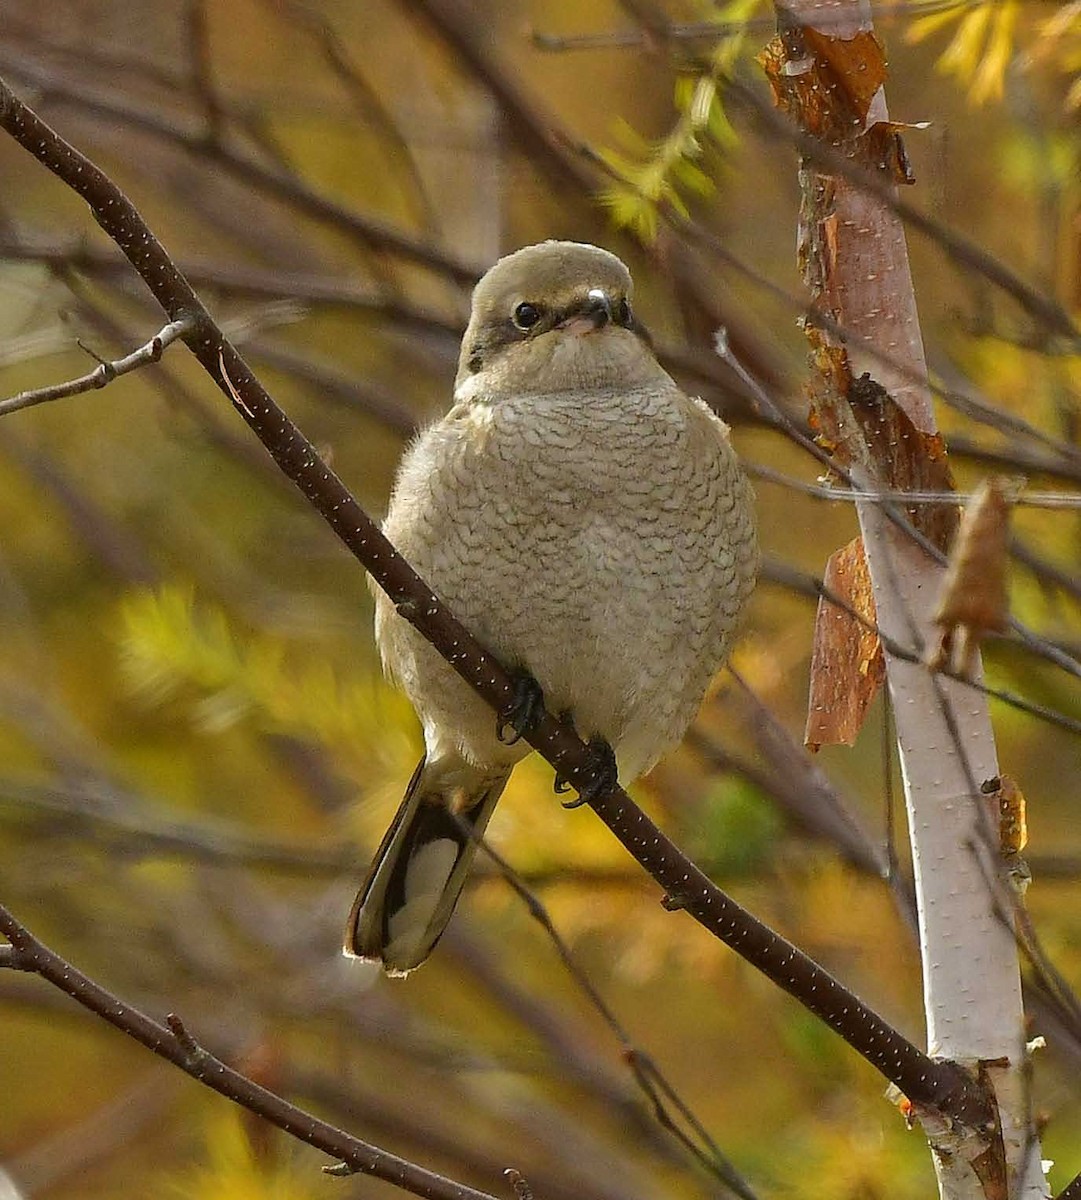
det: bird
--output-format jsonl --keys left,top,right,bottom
{"left": 344, "top": 240, "right": 758, "bottom": 975}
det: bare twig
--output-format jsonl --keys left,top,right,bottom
{"left": 256, "top": 0, "right": 436, "bottom": 229}
{"left": 760, "top": 555, "right": 1081, "bottom": 738}
{"left": 470, "top": 826, "right": 759, "bottom": 1200}
{"left": 0, "top": 425, "right": 162, "bottom": 585}
{"left": 0, "top": 231, "right": 464, "bottom": 325}
{"left": 748, "top": 465, "right": 1081, "bottom": 511}
{"left": 1010, "top": 537, "right": 1081, "bottom": 606}
{"left": 0, "top": 50, "right": 481, "bottom": 285}
{"left": 0, "top": 777, "right": 355, "bottom": 873}
{"left": 185, "top": 0, "right": 224, "bottom": 140}
{"left": 531, "top": 5, "right": 958, "bottom": 50}
{"left": 0, "top": 903, "right": 501, "bottom": 1200}
{"left": 0, "top": 316, "right": 193, "bottom": 415}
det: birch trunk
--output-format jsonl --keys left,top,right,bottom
{"left": 774, "top": 1, "right": 1049, "bottom": 1194}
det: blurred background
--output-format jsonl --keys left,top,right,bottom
{"left": 0, "top": 1, "right": 1078, "bottom": 1197}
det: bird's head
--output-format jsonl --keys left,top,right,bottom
{"left": 454, "top": 241, "right": 663, "bottom": 399}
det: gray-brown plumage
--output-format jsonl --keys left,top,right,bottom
{"left": 344, "top": 241, "right": 757, "bottom": 975}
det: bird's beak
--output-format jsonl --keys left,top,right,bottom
{"left": 557, "top": 289, "right": 612, "bottom": 334}
{"left": 584, "top": 288, "right": 612, "bottom": 326}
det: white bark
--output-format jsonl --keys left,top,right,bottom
{"left": 783, "top": 1, "right": 1049, "bottom": 1195}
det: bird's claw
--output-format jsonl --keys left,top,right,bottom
{"left": 559, "top": 737, "right": 619, "bottom": 809}
{"left": 497, "top": 669, "right": 546, "bottom": 746}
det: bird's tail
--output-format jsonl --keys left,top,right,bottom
{"left": 343, "top": 756, "right": 511, "bottom": 975}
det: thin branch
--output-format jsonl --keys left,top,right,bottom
{"left": 753, "top": 456, "right": 1081, "bottom": 609}
{"left": 717, "top": 332, "right": 1081, "bottom": 687}
{"left": 284, "top": 1062, "right": 644, "bottom": 1200}
{"left": 185, "top": 0, "right": 225, "bottom": 140}
{"left": 66, "top": 286, "right": 295, "bottom": 493}
{"left": 471, "top": 826, "right": 759, "bottom": 1200}
{"left": 255, "top": 0, "right": 436, "bottom": 229}
{"left": 931, "top": 357, "right": 1081, "bottom": 471}
{"left": 763, "top": 490, "right": 1081, "bottom": 665}
{"left": 0, "top": 316, "right": 193, "bottom": 415}
{"left": 0, "top": 777, "right": 355, "bottom": 873}
{"left": 946, "top": 433, "right": 1081, "bottom": 488}
{"left": 1, "top": 13, "right": 188, "bottom": 95}
{"left": 1010, "top": 537, "right": 1081, "bottom": 607}
{"left": 723, "top": 74, "right": 1081, "bottom": 352}
{"left": 0, "top": 298, "right": 299, "bottom": 422}
{"left": 0, "top": 424, "right": 161, "bottom": 585}
{"left": 760, "top": 556, "right": 1081, "bottom": 738}
{"left": 748, "top": 465, "right": 1081, "bottom": 511}
{"left": 684, "top": 718, "right": 889, "bottom": 882}
{"left": 0, "top": 73, "right": 995, "bottom": 1131}
{"left": 530, "top": 3, "right": 994, "bottom": 50}
{"left": 0, "top": 49, "right": 481, "bottom": 285}
{"left": 0, "top": 904, "right": 501, "bottom": 1200}
{"left": 10, "top": 771, "right": 1076, "bottom": 886}
{"left": 246, "top": 337, "right": 419, "bottom": 437}
{"left": 0, "top": 231, "right": 463, "bottom": 326}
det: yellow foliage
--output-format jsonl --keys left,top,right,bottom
{"left": 601, "top": 0, "right": 763, "bottom": 239}
{"left": 906, "top": 0, "right": 1080, "bottom": 106}
{"left": 165, "top": 1110, "right": 319, "bottom": 1200}
{"left": 116, "top": 583, "right": 415, "bottom": 782}
{"left": 1031, "top": 0, "right": 1081, "bottom": 108}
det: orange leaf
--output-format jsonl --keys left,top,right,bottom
{"left": 980, "top": 773, "right": 1028, "bottom": 857}
{"left": 929, "top": 476, "right": 1013, "bottom": 675}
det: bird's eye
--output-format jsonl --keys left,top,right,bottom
{"left": 512, "top": 302, "right": 542, "bottom": 331}
{"left": 616, "top": 297, "right": 633, "bottom": 328}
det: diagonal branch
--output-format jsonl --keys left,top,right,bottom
{"left": 471, "top": 827, "right": 758, "bottom": 1200}
{"left": 0, "top": 904, "right": 501, "bottom": 1200}
{"left": 0, "top": 316, "right": 194, "bottom": 415}
{"left": 0, "top": 73, "right": 994, "bottom": 1133}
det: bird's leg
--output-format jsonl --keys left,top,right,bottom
{"left": 497, "top": 668, "right": 547, "bottom": 745}
{"left": 557, "top": 736, "right": 619, "bottom": 809}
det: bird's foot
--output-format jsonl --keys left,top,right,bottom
{"left": 557, "top": 736, "right": 619, "bottom": 809}
{"left": 497, "top": 669, "right": 546, "bottom": 746}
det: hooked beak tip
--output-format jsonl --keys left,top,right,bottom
{"left": 585, "top": 288, "right": 612, "bottom": 327}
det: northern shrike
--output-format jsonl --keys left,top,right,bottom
{"left": 345, "top": 241, "right": 757, "bottom": 974}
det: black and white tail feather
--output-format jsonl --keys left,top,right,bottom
{"left": 343, "top": 757, "right": 510, "bottom": 975}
